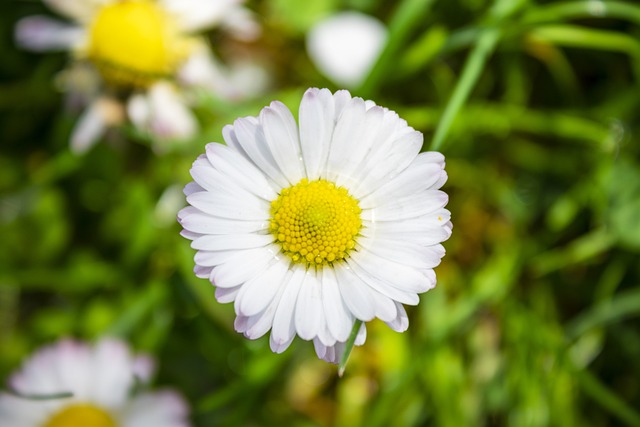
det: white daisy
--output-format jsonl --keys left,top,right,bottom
{"left": 178, "top": 88, "right": 451, "bottom": 364}
{"left": 307, "top": 12, "right": 387, "bottom": 88}
{"left": 0, "top": 338, "right": 190, "bottom": 427}
{"left": 15, "top": 0, "right": 260, "bottom": 153}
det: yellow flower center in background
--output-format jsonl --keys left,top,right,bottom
{"left": 270, "top": 179, "right": 362, "bottom": 266}
{"left": 43, "top": 404, "right": 117, "bottom": 427}
{"left": 87, "top": 0, "right": 189, "bottom": 87}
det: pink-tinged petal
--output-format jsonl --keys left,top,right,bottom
{"left": 15, "top": 16, "right": 84, "bottom": 51}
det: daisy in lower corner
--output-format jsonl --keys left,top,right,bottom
{"left": 178, "top": 88, "right": 452, "bottom": 365}
{"left": 0, "top": 338, "right": 190, "bottom": 427}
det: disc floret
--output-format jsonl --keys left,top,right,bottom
{"left": 270, "top": 179, "right": 362, "bottom": 266}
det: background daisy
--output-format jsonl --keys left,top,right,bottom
{"left": 15, "top": 0, "right": 261, "bottom": 153}
{"left": 0, "top": 338, "right": 189, "bottom": 427}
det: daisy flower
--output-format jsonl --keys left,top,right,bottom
{"left": 307, "top": 12, "right": 387, "bottom": 88}
{"left": 0, "top": 338, "right": 190, "bottom": 427}
{"left": 178, "top": 88, "right": 451, "bottom": 364}
{"left": 15, "top": 0, "right": 260, "bottom": 153}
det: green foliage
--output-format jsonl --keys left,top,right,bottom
{"left": 2, "top": 0, "right": 640, "bottom": 426}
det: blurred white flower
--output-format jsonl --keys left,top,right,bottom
{"left": 0, "top": 338, "right": 190, "bottom": 427}
{"left": 15, "top": 0, "right": 260, "bottom": 153}
{"left": 307, "top": 12, "right": 387, "bottom": 88}
{"left": 178, "top": 88, "right": 451, "bottom": 364}
{"left": 127, "top": 82, "right": 198, "bottom": 146}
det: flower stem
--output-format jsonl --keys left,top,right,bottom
{"left": 338, "top": 319, "right": 363, "bottom": 377}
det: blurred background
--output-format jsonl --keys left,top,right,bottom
{"left": 2, "top": 0, "right": 640, "bottom": 425}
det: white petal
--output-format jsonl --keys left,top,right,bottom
{"left": 307, "top": 12, "right": 387, "bottom": 87}
{"left": 14, "top": 16, "right": 83, "bottom": 51}
{"left": 206, "top": 140, "right": 279, "bottom": 201}
{"left": 333, "top": 105, "right": 384, "bottom": 189}
{"left": 270, "top": 266, "right": 305, "bottom": 352}
{"left": 349, "top": 250, "right": 434, "bottom": 294}
{"left": 347, "top": 257, "right": 419, "bottom": 305}
{"left": 334, "top": 264, "right": 376, "bottom": 321}
{"left": 317, "top": 322, "right": 336, "bottom": 347}
{"left": 359, "top": 152, "right": 446, "bottom": 209}
{"left": 186, "top": 190, "right": 269, "bottom": 220}
{"left": 358, "top": 237, "right": 445, "bottom": 269}
{"left": 332, "top": 90, "right": 352, "bottom": 120}
{"left": 178, "top": 208, "right": 269, "bottom": 235}
{"left": 294, "top": 271, "right": 323, "bottom": 340}
{"left": 260, "top": 102, "right": 305, "bottom": 184}
{"left": 231, "top": 117, "right": 290, "bottom": 188}
{"left": 324, "top": 97, "right": 367, "bottom": 183}
{"left": 215, "top": 285, "right": 241, "bottom": 303}
{"left": 361, "top": 190, "right": 448, "bottom": 222}
{"left": 210, "top": 245, "right": 281, "bottom": 288}
{"left": 182, "top": 182, "right": 203, "bottom": 196}
{"left": 235, "top": 259, "right": 289, "bottom": 317}
{"left": 194, "top": 265, "right": 212, "bottom": 279}
{"left": 351, "top": 130, "right": 423, "bottom": 198}
{"left": 298, "top": 88, "right": 335, "bottom": 180}
{"left": 385, "top": 301, "right": 409, "bottom": 332}
{"left": 362, "top": 221, "right": 453, "bottom": 246}
{"left": 321, "top": 267, "right": 353, "bottom": 342}
{"left": 355, "top": 322, "right": 367, "bottom": 345}
{"left": 194, "top": 249, "right": 243, "bottom": 267}
{"left": 370, "top": 287, "right": 397, "bottom": 322}
{"left": 191, "top": 234, "right": 273, "bottom": 251}
{"left": 270, "top": 333, "right": 295, "bottom": 354}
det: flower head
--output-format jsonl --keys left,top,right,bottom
{"left": 178, "top": 88, "right": 451, "bottom": 363}
{"left": 0, "top": 338, "right": 189, "bottom": 427}
{"left": 15, "top": 0, "right": 260, "bottom": 152}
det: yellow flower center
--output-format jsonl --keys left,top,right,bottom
{"left": 270, "top": 179, "right": 362, "bottom": 266}
{"left": 87, "top": 0, "right": 190, "bottom": 87}
{"left": 43, "top": 404, "right": 117, "bottom": 427}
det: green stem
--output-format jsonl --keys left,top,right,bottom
{"left": 567, "top": 287, "right": 640, "bottom": 340}
{"left": 430, "top": 27, "right": 501, "bottom": 151}
{"left": 524, "top": 1, "right": 640, "bottom": 26}
{"left": 577, "top": 369, "right": 640, "bottom": 426}
{"left": 338, "top": 319, "right": 363, "bottom": 377}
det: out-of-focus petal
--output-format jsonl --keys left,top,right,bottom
{"left": 307, "top": 12, "right": 387, "bottom": 88}
{"left": 15, "top": 16, "right": 84, "bottom": 52}
{"left": 219, "top": 6, "right": 261, "bottom": 41}
{"left": 71, "top": 97, "right": 124, "bottom": 154}
{"left": 43, "top": 0, "right": 104, "bottom": 23}
{"left": 178, "top": 47, "right": 238, "bottom": 98}
{"left": 160, "top": 0, "right": 240, "bottom": 32}
{"left": 129, "top": 82, "right": 198, "bottom": 142}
